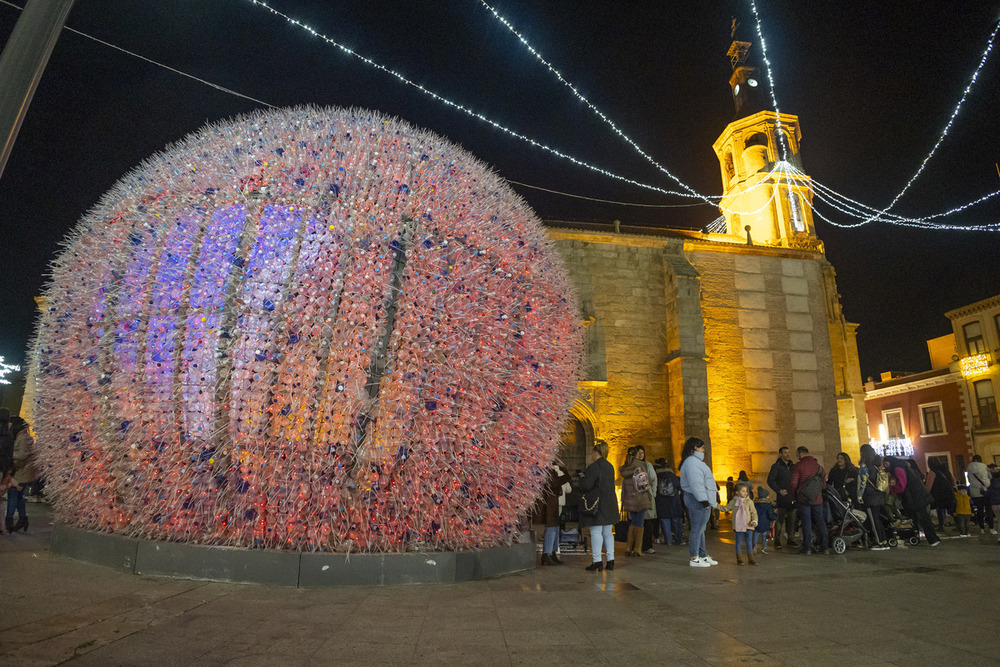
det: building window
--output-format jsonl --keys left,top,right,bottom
{"left": 974, "top": 379, "right": 997, "bottom": 428}
{"left": 919, "top": 402, "right": 945, "bottom": 435}
{"left": 788, "top": 192, "right": 806, "bottom": 232}
{"left": 964, "top": 321, "right": 986, "bottom": 355}
{"left": 724, "top": 151, "right": 735, "bottom": 181}
{"left": 882, "top": 408, "right": 905, "bottom": 438}
{"left": 995, "top": 313, "right": 1000, "bottom": 345}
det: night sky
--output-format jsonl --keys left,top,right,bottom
{"left": 1, "top": 1, "right": 998, "bottom": 408}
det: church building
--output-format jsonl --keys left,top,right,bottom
{"left": 546, "top": 38, "right": 867, "bottom": 482}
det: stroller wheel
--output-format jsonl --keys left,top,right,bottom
{"left": 907, "top": 536, "right": 920, "bottom": 546}
{"left": 888, "top": 538, "right": 898, "bottom": 547}
{"left": 833, "top": 537, "right": 847, "bottom": 555}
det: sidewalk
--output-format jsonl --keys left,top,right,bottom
{"left": 1, "top": 504, "right": 997, "bottom": 666}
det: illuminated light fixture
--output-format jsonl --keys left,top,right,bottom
{"left": 0, "top": 356, "right": 19, "bottom": 385}
{"left": 959, "top": 353, "right": 991, "bottom": 378}
{"left": 871, "top": 438, "right": 915, "bottom": 458}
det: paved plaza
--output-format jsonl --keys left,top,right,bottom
{"left": 1, "top": 503, "right": 998, "bottom": 666}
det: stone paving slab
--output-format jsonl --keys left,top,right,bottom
{"left": 2, "top": 504, "right": 999, "bottom": 665}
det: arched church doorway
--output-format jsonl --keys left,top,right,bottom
{"left": 557, "top": 409, "right": 595, "bottom": 475}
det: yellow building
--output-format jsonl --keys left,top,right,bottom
{"left": 548, "top": 39, "right": 866, "bottom": 480}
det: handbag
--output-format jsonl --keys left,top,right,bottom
{"left": 613, "top": 508, "right": 630, "bottom": 542}
{"left": 579, "top": 488, "right": 600, "bottom": 517}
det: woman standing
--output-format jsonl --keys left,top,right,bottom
{"left": 857, "top": 444, "right": 889, "bottom": 550}
{"left": 636, "top": 446, "right": 658, "bottom": 555}
{"left": 827, "top": 452, "right": 858, "bottom": 501}
{"left": 5, "top": 417, "right": 37, "bottom": 533}
{"left": 578, "top": 440, "right": 618, "bottom": 571}
{"left": 539, "top": 460, "right": 571, "bottom": 565}
{"left": 619, "top": 446, "right": 652, "bottom": 557}
{"left": 679, "top": 437, "right": 719, "bottom": 567}
{"left": 886, "top": 456, "right": 940, "bottom": 546}
{"left": 926, "top": 461, "right": 956, "bottom": 531}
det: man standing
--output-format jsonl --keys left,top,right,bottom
{"left": 767, "top": 446, "right": 797, "bottom": 549}
{"left": 967, "top": 455, "right": 994, "bottom": 534}
{"left": 789, "top": 446, "right": 829, "bottom": 555}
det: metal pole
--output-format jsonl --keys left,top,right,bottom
{"left": 0, "top": 0, "right": 76, "bottom": 181}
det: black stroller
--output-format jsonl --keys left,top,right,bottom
{"left": 824, "top": 487, "right": 869, "bottom": 554}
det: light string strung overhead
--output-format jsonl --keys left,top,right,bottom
{"left": 856, "top": 15, "right": 1000, "bottom": 224}
{"left": 244, "top": 1, "right": 807, "bottom": 220}
{"left": 485, "top": 0, "right": 1000, "bottom": 232}
{"left": 746, "top": 0, "right": 790, "bottom": 161}
{"left": 243, "top": 0, "right": 699, "bottom": 201}
{"left": 784, "top": 164, "right": 1000, "bottom": 231}
{"left": 746, "top": 1, "right": 1000, "bottom": 230}
{"left": 477, "top": 0, "right": 708, "bottom": 203}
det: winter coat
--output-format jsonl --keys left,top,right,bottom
{"left": 578, "top": 456, "right": 618, "bottom": 528}
{"left": 680, "top": 454, "right": 717, "bottom": 508}
{"left": 857, "top": 463, "right": 885, "bottom": 507}
{"left": 892, "top": 464, "right": 933, "bottom": 511}
{"left": 643, "top": 461, "right": 658, "bottom": 520}
{"left": 725, "top": 495, "right": 758, "bottom": 532}
{"left": 655, "top": 469, "right": 684, "bottom": 518}
{"left": 619, "top": 460, "right": 652, "bottom": 513}
{"left": 789, "top": 456, "right": 826, "bottom": 506}
{"left": 954, "top": 491, "right": 972, "bottom": 515}
{"left": 767, "top": 457, "right": 794, "bottom": 508}
{"left": 11, "top": 431, "right": 38, "bottom": 484}
{"left": 0, "top": 422, "right": 13, "bottom": 476}
{"left": 754, "top": 499, "right": 777, "bottom": 533}
{"left": 986, "top": 477, "right": 1000, "bottom": 506}
{"left": 927, "top": 469, "right": 957, "bottom": 511}
{"left": 827, "top": 463, "right": 858, "bottom": 501}
{"left": 541, "top": 466, "right": 571, "bottom": 527}
{"left": 967, "top": 461, "right": 991, "bottom": 498}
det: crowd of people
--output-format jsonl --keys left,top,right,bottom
{"left": 539, "top": 437, "right": 1000, "bottom": 570}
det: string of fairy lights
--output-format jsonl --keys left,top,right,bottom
{"left": 855, "top": 16, "right": 1000, "bottom": 225}
{"left": 242, "top": 0, "right": 1000, "bottom": 232}
{"left": 477, "top": 0, "right": 1000, "bottom": 232}
{"left": 2, "top": 0, "right": 997, "bottom": 231}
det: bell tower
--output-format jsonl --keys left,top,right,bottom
{"left": 711, "top": 30, "right": 820, "bottom": 250}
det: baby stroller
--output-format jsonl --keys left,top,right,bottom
{"left": 882, "top": 508, "right": 920, "bottom": 547}
{"left": 824, "top": 487, "right": 869, "bottom": 554}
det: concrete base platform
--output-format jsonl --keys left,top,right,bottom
{"left": 50, "top": 524, "right": 535, "bottom": 587}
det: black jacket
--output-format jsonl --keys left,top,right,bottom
{"left": 579, "top": 456, "right": 619, "bottom": 528}
{"left": 767, "top": 457, "right": 794, "bottom": 508}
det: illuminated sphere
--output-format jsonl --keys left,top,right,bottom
{"left": 31, "top": 106, "right": 581, "bottom": 552}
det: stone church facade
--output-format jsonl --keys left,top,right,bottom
{"left": 546, "top": 39, "right": 867, "bottom": 480}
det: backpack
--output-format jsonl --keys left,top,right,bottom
{"left": 657, "top": 473, "right": 678, "bottom": 497}
{"left": 633, "top": 468, "right": 650, "bottom": 493}
{"left": 875, "top": 469, "right": 889, "bottom": 493}
{"left": 796, "top": 470, "right": 824, "bottom": 504}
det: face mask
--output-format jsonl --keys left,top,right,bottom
{"left": 694, "top": 450, "right": 705, "bottom": 461}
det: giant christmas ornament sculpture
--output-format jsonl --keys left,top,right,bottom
{"left": 31, "top": 106, "right": 581, "bottom": 552}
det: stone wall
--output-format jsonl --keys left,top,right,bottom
{"left": 550, "top": 234, "right": 673, "bottom": 467}
{"left": 687, "top": 246, "right": 841, "bottom": 475}
{"left": 548, "top": 228, "right": 854, "bottom": 477}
